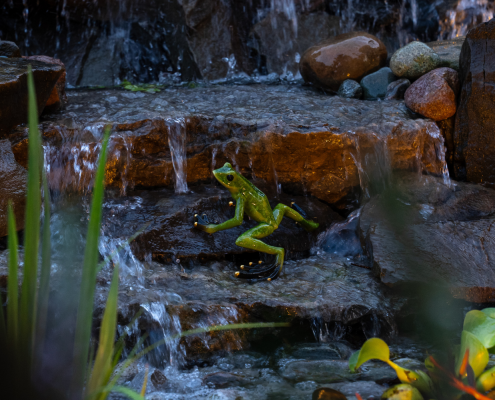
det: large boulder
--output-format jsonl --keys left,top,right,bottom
{"left": 361, "top": 173, "right": 495, "bottom": 303}
{"left": 390, "top": 41, "right": 441, "bottom": 80}
{"left": 0, "top": 58, "right": 63, "bottom": 134}
{"left": 0, "top": 140, "right": 27, "bottom": 237}
{"left": 299, "top": 32, "right": 387, "bottom": 92}
{"left": 404, "top": 67, "right": 459, "bottom": 121}
{"left": 454, "top": 19, "right": 495, "bottom": 185}
{"left": 7, "top": 85, "right": 450, "bottom": 210}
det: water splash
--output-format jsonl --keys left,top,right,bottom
{"left": 441, "top": 0, "right": 494, "bottom": 39}
{"left": 168, "top": 118, "right": 188, "bottom": 194}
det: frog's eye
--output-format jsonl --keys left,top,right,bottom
{"left": 227, "top": 174, "right": 234, "bottom": 181}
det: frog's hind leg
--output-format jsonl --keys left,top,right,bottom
{"left": 234, "top": 223, "right": 284, "bottom": 281}
{"left": 272, "top": 203, "right": 319, "bottom": 232}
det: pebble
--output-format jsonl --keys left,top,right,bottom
{"left": 385, "top": 79, "right": 411, "bottom": 100}
{"left": 360, "top": 67, "right": 397, "bottom": 100}
{"left": 337, "top": 80, "right": 363, "bottom": 99}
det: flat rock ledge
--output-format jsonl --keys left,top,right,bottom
{"left": 5, "top": 84, "right": 448, "bottom": 210}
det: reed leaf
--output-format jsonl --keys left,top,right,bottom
{"left": 6, "top": 202, "right": 19, "bottom": 348}
{"left": 86, "top": 265, "right": 119, "bottom": 400}
{"left": 72, "top": 127, "right": 111, "bottom": 396}
{"left": 20, "top": 65, "right": 42, "bottom": 358}
{"left": 140, "top": 366, "right": 148, "bottom": 396}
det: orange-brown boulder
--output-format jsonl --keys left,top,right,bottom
{"left": 404, "top": 67, "right": 459, "bottom": 121}
{"left": 299, "top": 31, "right": 387, "bottom": 92}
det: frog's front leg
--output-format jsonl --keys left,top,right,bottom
{"left": 234, "top": 223, "right": 285, "bottom": 282}
{"left": 194, "top": 197, "right": 245, "bottom": 234}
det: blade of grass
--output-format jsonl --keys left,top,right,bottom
{"left": 0, "top": 274, "right": 5, "bottom": 344}
{"left": 86, "top": 265, "right": 119, "bottom": 400}
{"left": 112, "top": 309, "right": 144, "bottom": 369}
{"left": 20, "top": 65, "right": 42, "bottom": 361}
{"left": 35, "top": 159, "right": 51, "bottom": 356}
{"left": 72, "top": 126, "right": 111, "bottom": 396}
{"left": 140, "top": 365, "right": 148, "bottom": 397}
{"left": 6, "top": 202, "right": 19, "bottom": 348}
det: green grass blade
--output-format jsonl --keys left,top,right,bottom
{"left": 71, "top": 126, "right": 111, "bottom": 395}
{"left": 87, "top": 385, "right": 145, "bottom": 400}
{"left": 20, "top": 65, "right": 42, "bottom": 359}
{"left": 0, "top": 272, "right": 5, "bottom": 344}
{"left": 35, "top": 159, "right": 51, "bottom": 354}
{"left": 6, "top": 202, "right": 19, "bottom": 348}
{"left": 86, "top": 265, "right": 119, "bottom": 399}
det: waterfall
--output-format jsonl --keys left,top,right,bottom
{"left": 167, "top": 118, "right": 188, "bottom": 194}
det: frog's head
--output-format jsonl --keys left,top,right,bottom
{"left": 213, "top": 162, "right": 241, "bottom": 192}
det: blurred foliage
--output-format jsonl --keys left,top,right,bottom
{"left": 120, "top": 80, "right": 161, "bottom": 93}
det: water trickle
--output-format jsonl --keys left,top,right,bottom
{"left": 270, "top": 0, "right": 298, "bottom": 37}
{"left": 167, "top": 118, "right": 188, "bottom": 194}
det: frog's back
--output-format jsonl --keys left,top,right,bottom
{"left": 237, "top": 174, "right": 274, "bottom": 224}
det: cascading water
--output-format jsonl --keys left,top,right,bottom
{"left": 167, "top": 118, "right": 188, "bottom": 194}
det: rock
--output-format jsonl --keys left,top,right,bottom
{"left": 0, "top": 58, "right": 63, "bottom": 134}
{"left": 426, "top": 37, "right": 465, "bottom": 71}
{"left": 24, "top": 55, "right": 67, "bottom": 113}
{"left": 0, "top": 41, "right": 21, "bottom": 58}
{"left": 299, "top": 32, "right": 387, "bottom": 92}
{"left": 385, "top": 79, "right": 410, "bottom": 100}
{"left": 337, "top": 80, "right": 362, "bottom": 99}
{"left": 329, "top": 381, "right": 387, "bottom": 399}
{"left": 312, "top": 387, "right": 347, "bottom": 400}
{"left": 9, "top": 85, "right": 448, "bottom": 210}
{"left": 381, "top": 384, "right": 423, "bottom": 400}
{"left": 360, "top": 67, "right": 397, "bottom": 100}
{"left": 454, "top": 18, "right": 495, "bottom": 185}
{"left": 150, "top": 369, "right": 167, "bottom": 389}
{"left": 202, "top": 372, "right": 247, "bottom": 388}
{"left": 361, "top": 173, "right": 495, "bottom": 302}
{"left": 404, "top": 67, "right": 459, "bottom": 121}
{"left": 0, "top": 140, "right": 27, "bottom": 237}
{"left": 390, "top": 41, "right": 441, "bottom": 80}
{"left": 251, "top": 11, "right": 341, "bottom": 76}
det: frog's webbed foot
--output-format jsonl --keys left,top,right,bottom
{"left": 194, "top": 213, "right": 219, "bottom": 227}
{"left": 234, "top": 260, "right": 282, "bottom": 283}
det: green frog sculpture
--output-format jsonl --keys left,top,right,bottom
{"left": 194, "top": 162, "right": 319, "bottom": 282}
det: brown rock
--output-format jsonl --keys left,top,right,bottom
{"left": 0, "top": 140, "right": 27, "bottom": 237}
{"left": 24, "top": 55, "right": 67, "bottom": 113}
{"left": 299, "top": 31, "right": 387, "bottom": 92}
{"left": 312, "top": 388, "right": 347, "bottom": 400}
{"left": 0, "top": 58, "right": 63, "bottom": 134}
{"left": 454, "top": 18, "right": 495, "bottom": 185}
{"left": 404, "top": 67, "right": 459, "bottom": 121}
{"left": 0, "top": 41, "right": 21, "bottom": 58}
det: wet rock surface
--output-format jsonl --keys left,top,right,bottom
{"left": 390, "top": 41, "right": 441, "bottom": 80}
{"left": 337, "top": 80, "right": 362, "bottom": 99}
{"left": 0, "top": 40, "right": 21, "bottom": 58}
{"left": 360, "top": 67, "right": 397, "bottom": 100}
{"left": 385, "top": 79, "right": 410, "bottom": 101}
{"left": 0, "top": 58, "right": 63, "bottom": 134}
{"left": 454, "top": 19, "right": 495, "bottom": 185}
{"left": 404, "top": 67, "right": 459, "bottom": 121}
{"left": 0, "top": 139, "right": 27, "bottom": 237}
{"left": 361, "top": 173, "right": 495, "bottom": 302}
{"left": 299, "top": 32, "right": 387, "bottom": 92}
{"left": 6, "top": 84, "right": 449, "bottom": 210}
{"left": 426, "top": 37, "right": 465, "bottom": 71}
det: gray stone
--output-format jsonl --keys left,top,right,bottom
{"left": 337, "top": 80, "right": 362, "bottom": 99}
{"left": 360, "top": 67, "right": 397, "bottom": 100}
{"left": 426, "top": 37, "right": 465, "bottom": 71}
{"left": 385, "top": 79, "right": 411, "bottom": 100}
{"left": 328, "top": 381, "right": 387, "bottom": 399}
{"left": 202, "top": 372, "right": 248, "bottom": 388}
{"left": 390, "top": 41, "right": 441, "bottom": 80}
{"left": 0, "top": 41, "right": 21, "bottom": 58}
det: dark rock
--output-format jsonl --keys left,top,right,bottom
{"left": 361, "top": 173, "right": 495, "bottom": 302}
{"left": 454, "top": 18, "right": 495, "bottom": 185}
{"left": 337, "top": 80, "right": 362, "bottom": 99}
{"left": 312, "top": 387, "right": 347, "bottom": 400}
{"left": 291, "top": 343, "right": 353, "bottom": 361}
{"left": 150, "top": 369, "right": 167, "bottom": 389}
{"left": 0, "top": 139, "right": 27, "bottom": 237}
{"left": 9, "top": 85, "right": 448, "bottom": 210}
{"left": 404, "top": 67, "right": 459, "bottom": 121}
{"left": 0, "top": 58, "right": 63, "bottom": 134}
{"left": 299, "top": 32, "right": 387, "bottom": 92}
{"left": 361, "top": 67, "right": 397, "bottom": 100}
{"left": 0, "top": 41, "right": 21, "bottom": 58}
{"left": 390, "top": 41, "right": 441, "bottom": 80}
{"left": 24, "top": 55, "right": 67, "bottom": 113}
{"left": 328, "top": 381, "right": 387, "bottom": 399}
{"left": 426, "top": 36, "right": 465, "bottom": 71}
{"left": 202, "top": 371, "right": 247, "bottom": 388}
{"left": 385, "top": 79, "right": 411, "bottom": 100}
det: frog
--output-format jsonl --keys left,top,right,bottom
{"left": 194, "top": 162, "right": 319, "bottom": 282}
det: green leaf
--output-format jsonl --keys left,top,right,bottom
{"left": 477, "top": 366, "right": 495, "bottom": 392}
{"left": 20, "top": 65, "right": 42, "bottom": 359}
{"left": 456, "top": 330, "right": 489, "bottom": 378}
{"left": 71, "top": 127, "right": 111, "bottom": 396}
{"left": 6, "top": 202, "right": 19, "bottom": 348}
{"left": 482, "top": 308, "right": 495, "bottom": 319}
{"left": 349, "top": 350, "right": 360, "bottom": 372}
{"left": 464, "top": 310, "right": 495, "bottom": 349}
{"left": 381, "top": 384, "right": 424, "bottom": 400}
{"left": 110, "top": 386, "right": 145, "bottom": 400}
{"left": 86, "top": 265, "right": 119, "bottom": 399}
{"left": 353, "top": 338, "right": 390, "bottom": 369}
